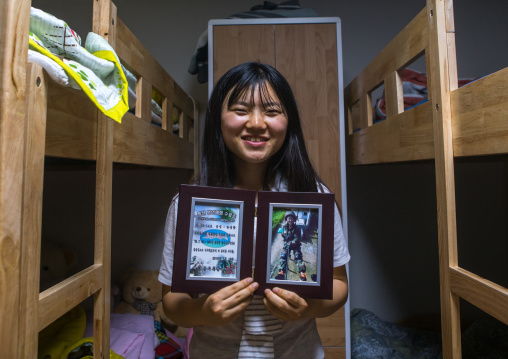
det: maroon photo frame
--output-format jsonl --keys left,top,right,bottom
{"left": 171, "top": 185, "right": 256, "bottom": 294}
{"left": 255, "top": 191, "right": 335, "bottom": 299}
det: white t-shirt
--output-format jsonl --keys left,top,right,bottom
{"left": 159, "top": 189, "right": 350, "bottom": 359}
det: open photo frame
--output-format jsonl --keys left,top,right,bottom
{"left": 171, "top": 185, "right": 335, "bottom": 299}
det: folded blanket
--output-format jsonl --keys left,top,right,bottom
{"left": 29, "top": 7, "right": 128, "bottom": 123}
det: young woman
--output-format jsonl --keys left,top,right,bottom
{"left": 159, "top": 62, "right": 350, "bottom": 359}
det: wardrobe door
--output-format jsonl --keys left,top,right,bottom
{"left": 211, "top": 22, "right": 346, "bottom": 359}
{"left": 212, "top": 25, "right": 275, "bottom": 85}
{"left": 275, "top": 23, "right": 341, "bottom": 206}
{"left": 275, "top": 23, "right": 344, "bottom": 358}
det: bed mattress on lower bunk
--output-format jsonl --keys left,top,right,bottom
{"left": 351, "top": 308, "right": 508, "bottom": 359}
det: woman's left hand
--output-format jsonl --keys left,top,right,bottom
{"left": 263, "top": 266, "right": 349, "bottom": 321}
{"left": 263, "top": 287, "right": 308, "bottom": 321}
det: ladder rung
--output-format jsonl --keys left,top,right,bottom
{"left": 450, "top": 266, "right": 508, "bottom": 325}
{"left": 38, "top": 264, "right": 104, "bottom": 331}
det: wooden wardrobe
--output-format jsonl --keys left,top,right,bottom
{"left": 208, "top": 18, "right": 349, "bottom": 358}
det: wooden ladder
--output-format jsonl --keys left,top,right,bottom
{"left": 0, "top": 1, "right": 114, "bottom": 357}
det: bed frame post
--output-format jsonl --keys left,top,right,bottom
{"left": 427, "top": 0, "right": 461, "bottom": 358}
{"left": 18, "top": 64, "right": 49, "bottom": 359}
{"left": 94, "top": 109, "right": 113, "bottom": 359}
{"left": 93, "top": 0, "right": 116, "bottom": 357}
{"left": 0, "top": 0, "right": 31, "bottom": 357}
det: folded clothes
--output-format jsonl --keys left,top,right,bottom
{"left": 373, "top": 68, "right": 475, "bottom": 123}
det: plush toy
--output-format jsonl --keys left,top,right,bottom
{"left": 40, "top": 240, "right": 77, "bottom": 291}
{"left": 114, "top": 269, "right": 175, "bottom": 329}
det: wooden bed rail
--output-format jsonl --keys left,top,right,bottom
{"left": 346, "top": 67, "right": 508, "bottom": 164}
{"left": 345, "top": 7, "right": 429, "bottom": 133}
{"left": 113, "top": 15, "right": 196, "bottom": 142}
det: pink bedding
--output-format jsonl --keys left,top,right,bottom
{"left": 84, "top": 313, "right": 158, "bottom": 359}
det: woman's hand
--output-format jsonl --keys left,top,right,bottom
{"left": 262, "top": 266, "right": 349, "bottom": 322}
{"left": 162, "top": 277, "right": 258, "bottom": 327}
{"left": 198, "top": 277, "right": 259, "bottom": 326}
{"left": 262, "top": 287, "right": 309, "bottom": 321}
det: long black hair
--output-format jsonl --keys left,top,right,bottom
{"left": 199, "top": 62, "right": 323, "bottom": 193}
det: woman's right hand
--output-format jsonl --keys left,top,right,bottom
{"left": 196, "top": 277, "right": 258, "bottom": 326}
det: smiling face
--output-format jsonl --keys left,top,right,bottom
{"left": 221, "top": 83, "right": 288, "bottom": 168}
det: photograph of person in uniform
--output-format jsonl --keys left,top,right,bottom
{"left": 269, "top": 207, "right": 320, "bottom": 283}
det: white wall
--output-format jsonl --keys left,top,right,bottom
{"left": 34, "top": 0, "right": 508, "bottom": 324}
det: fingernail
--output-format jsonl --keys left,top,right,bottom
{"left": 247, "top": 278, "right": 253, "bottom": 283}
{"left": 273, "top": 287, "right": 279, "bottom": 293}
{"left": 252, "top": 282, "right": 259, "bottom": 289}
{"left": 264, "top": 289, "right": 270, "bottom": 295}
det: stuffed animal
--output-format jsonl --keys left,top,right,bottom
{"left": 40, "top": 240, "right": 77, "bottom": 291}
{"left": 113, "top": 270, "right": 172, "bottom": 326}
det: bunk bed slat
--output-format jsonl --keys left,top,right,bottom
{"left": 115, "top": 18, "right": 194, "bottom": 120}
{"left": 18, "top": 64, "right": 48, "bottom": 359}
{"left": 451, "top": 68, "right": 508, "bottom": 157}
{"left": 45, "top": 83, "right": 97, "bottom": 161}
{"left": 384, "top": 71, "right": 404, "bottom": 118}
{"left": 444, "top": 0, "right": 458, "bottom": 91}
{"left": 359, "top": 93, "right": 373, "bottom": 130}
{"left": 450, "top": 267, "right": 508, "bottom": 325}
{"left": 347, "top": 101, "right": 434, "bottom": 164}
{"left": 38, "top": 264, "right": 104, "bottom": 331}
{"left": 161, "top": 97, "right": 172, "bottom": 131}
{"left": 135, "top": 77, "right": 153, "bottom": 123}
{"left": 114, "top": 112, "right": 195, "bottom": 168}
{"left": 44, "top": 82, "right": 195, "bottom": 168}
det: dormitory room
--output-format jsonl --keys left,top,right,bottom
{"left": 1, "top": 0, "right": 507, "bottom": 358}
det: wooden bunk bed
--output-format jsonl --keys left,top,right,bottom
{"left": 344, "top": 0, "right": 508, "bottom": 358}
{"left": 0, "top": 0, "right": 197, "bottom": 357}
